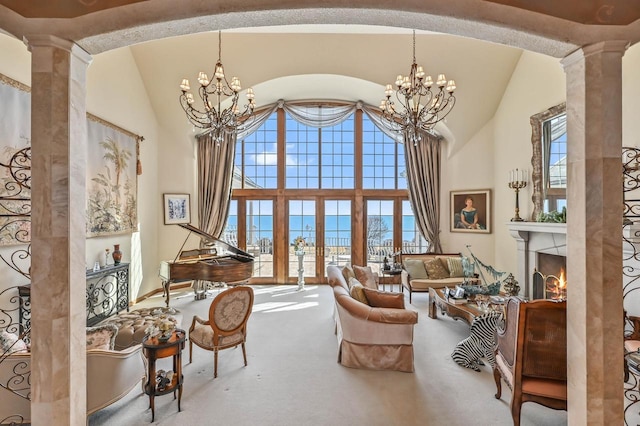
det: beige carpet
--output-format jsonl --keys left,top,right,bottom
{"left": 88, "top": 285, "right": 567, "bottom": 425}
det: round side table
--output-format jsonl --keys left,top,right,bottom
{"left": 142, "top": 328, "right": 186, "bottom": 422}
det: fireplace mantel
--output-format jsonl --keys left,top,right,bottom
{"left": 508, "top": 221, "right": 567, "bottom": 298}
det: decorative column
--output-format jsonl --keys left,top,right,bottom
{"left": 296, "top": 251, "right": 305, "bottom": 291}
{"left": 561, "top": 40, "right": 627, "bottom": 425}
{"left": 26, "top": 35, "right": 91, "bottom": 426}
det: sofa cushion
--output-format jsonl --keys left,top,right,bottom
{"left": 425, "top": 258, "right": 449, "bottom": 279}
{"left": 409, "top": 277, "right": 467, "bottom": 290}
{"left": 404, "top": 259, "right": 429, "bottom": 279}
{"left": 86, "top": 324, "right": 119, "bottom": 350}
{"left": 353, "top": 265, "right": 377, "bottom": 289}
{"left": 363, "top": 288, "right": 405, "bottom": 309}
{"left": 349, "top": 280, "right": 369, "bottom": 305}
{"left": 0, "top": 330, "right": 28, "bottom": 354}
{"left": 342, "top": 264, "right": 356, "bottom": 282}
{"left": 447, "top": 256, "right": 465, "bottom": 278}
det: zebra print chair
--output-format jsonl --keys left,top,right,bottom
{"left": 451, "top": 310, "right": 502, "bottom": 371}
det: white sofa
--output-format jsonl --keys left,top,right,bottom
{"left": 401, "top": 253, "right": 468, "bottom": 303}
{"left": 0, "top": 345, "right": 144, "bottom": 423}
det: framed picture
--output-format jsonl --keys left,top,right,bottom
{"left": 450, "top": 189, "right": 491, "bottom": 234}
{"left": 163, "top": 193, "right": 191, "bottom": 225}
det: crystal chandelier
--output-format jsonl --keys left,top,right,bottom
{"left": 179, "top": 31, "right": 255, "bottom": 144}
{"left": 379, "top": 30, "right": 457, "bottom": 145}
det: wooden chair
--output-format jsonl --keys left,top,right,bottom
{"left": 493, "top": 297, "right": 567, "bottom": 426}
{"left": 188, "top": 285, "right": 254, "bottom": 378}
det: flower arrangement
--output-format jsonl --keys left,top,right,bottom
{"left": 293, "top": 236, "right": 306, "bottom": 252}
{"left": 145, "top": 314, "right": 178, "bottom": 341}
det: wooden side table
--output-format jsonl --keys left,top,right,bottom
{"left": 380, "top": 268, "right": 402, "bottom": 292}
{"left": 142, "top": 328, "right": 186, "bottom": 422}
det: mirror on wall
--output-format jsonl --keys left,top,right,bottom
{"left": 530, "top": 103, "right": 567, "bottom": 220}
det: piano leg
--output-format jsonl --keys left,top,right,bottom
{"left": 193, "top": 280, "right": 207, "bottom": 300}
{"left": 162, "top": 280, "right": 171, "bottom": 307}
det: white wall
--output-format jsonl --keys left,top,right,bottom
{"left": 441, "top": 118, "right": 496, "bottom": 262}
{"left": 492, "top": 50, "right": 566, "bottom": 275}
{"left": 86, "top": 48, "right": 160, "bottom": 300}
{"left": 0, "top": 33, "right": 161, "bottom": 300}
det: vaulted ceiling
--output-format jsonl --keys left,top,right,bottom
{"left": 0, "top": 1, "right": 637, "bottom": 152}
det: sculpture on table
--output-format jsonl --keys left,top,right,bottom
{"left": 462, "top": 245, "right": 508, "bottom": 296}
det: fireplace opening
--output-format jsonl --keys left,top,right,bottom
{"left": 532, "top": 253, "right": 567, "bottom": 300}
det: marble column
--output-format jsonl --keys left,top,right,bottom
{"left": 26, "top": 35, "right": 91, "bottom": 426}
{"left": 561, "top": 40, "right": 628, "bottom": 425}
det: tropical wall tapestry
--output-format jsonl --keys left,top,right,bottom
{"left": 86, "top": 113, "right": 141, "bottom": 237}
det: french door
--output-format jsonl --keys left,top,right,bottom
{"left": 286, "top": 198, "right": 353, "bottom": 284}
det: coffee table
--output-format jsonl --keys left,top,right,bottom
{"left": 428, "top": 287, "right": 486, "bottom": 326}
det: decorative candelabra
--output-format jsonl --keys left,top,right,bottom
{"left": 508, "top": 168, "right": 528, "bottom": 222}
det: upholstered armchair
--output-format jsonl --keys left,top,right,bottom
{"left": 189, "top": 286, "right": 254, "bottom": 378}
{"left": 493, "top": 297, "right": 567, "bottom": 426}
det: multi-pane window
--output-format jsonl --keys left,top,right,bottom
{"left": 235, "top": 114, "right": 278, "bottom": 189}
{"left": 246, "top": 200, "right": 274, "bottom": 277}
{"left": 227, "top": 105, "right": 431, "bottom": 281}
{"left": 366, "top": 200, "right": 394, "bottom": 273}
{"left": 362, "top": 115, "right": 401, "bottom": 189}
{"left": 285, "top": 114, "right": 320, "bottom": 189}
{"left": 320, "top": 116, "right": 355, "bottom": 189}
{"left": 402, "top": 200, "right": 428, "bottom": 253}
{"left": 325, "top": 200, "right": 352, "bottom": 268}
{"left": 543, "top": 113, "right": 567, "bottom": 212}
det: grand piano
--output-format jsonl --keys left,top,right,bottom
{"left": 159, "top": 223, "right": 254, "bottom": 306}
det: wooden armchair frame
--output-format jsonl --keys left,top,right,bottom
{"left": 493, "top": 297, "right": 567, "bottom": 426}
{"left": 188, "top": 286, "right": 254, "bottom": 378}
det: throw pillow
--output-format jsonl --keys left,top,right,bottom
{"left": 436, "top": 257, "right": 451, "bottom": 275}
{"left": 349, "top": 280, "right": 369, "bottom": 305}
{"left": 425, "top": 258, "right": 449, "bottom": 280}
{"left": 86, "top": 323, "right": 119, "bottom": 351}
{"left": 447, "top": 257, "right": 465, "bottom": 278}
{"left": 0, "top": 330, "right": 28, "bottom": 354}
{"left": 403, "top": 259, "right": 429, "bottom": 279}
{"left": 362, "top": 288, "right": 405, "bottom": 309}
{"left": 342, "top": 264, "right": 356, "bottom": 282}
{"left": 353, "top": 265, "right": 378, "bottom": 289}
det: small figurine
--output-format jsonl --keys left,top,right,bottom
{"left": 502, "top": 273, "right": 520, "bottom": 296}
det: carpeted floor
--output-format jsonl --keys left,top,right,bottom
{"left": 88, "top": 285, "right": 567, "bottom": 425}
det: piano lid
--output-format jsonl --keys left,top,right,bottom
{"left": 177, "top": 223, "right": 254, "bottom": 260}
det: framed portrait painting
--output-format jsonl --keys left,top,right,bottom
{"left": 163, "top": 193, "right": 191, "bottom": 225}
{"left": 450, "top": 189, "right": 491, "bottom": 234}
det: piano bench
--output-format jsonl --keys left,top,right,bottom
{"left": 99, "top": 307, "right": 183, "bottom": 351}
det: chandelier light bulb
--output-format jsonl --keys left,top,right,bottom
{"left": 395, "top": 75, "right": 404, "bottom": 87}
{"left": 384, "top": 84, "right": 393, "bottom": 96}
{"left": 180, "top": 79, "right": 190, "bottom": 91}
{"left": 416, "top": 66, "right": 425, "bottom": 79}
{"left": 436, "top": 74, "right": 447, "bottom": 87}
{"left": 198, "top": 72, "right": 209, "bottom": 86}
{"left": 446, "top": 80, "right": 457, "bottom": 93}
{"left": 214, "top": 65, "right": 224, "bottom": 79}
{"left": 186, "top": 93, "right": 194, "bottom": 104}
{"left": 424, "top": 76, "right": 433, "bottom": 87}
{"left": 246, "top": 88, "right": 255, "bottom": 100}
